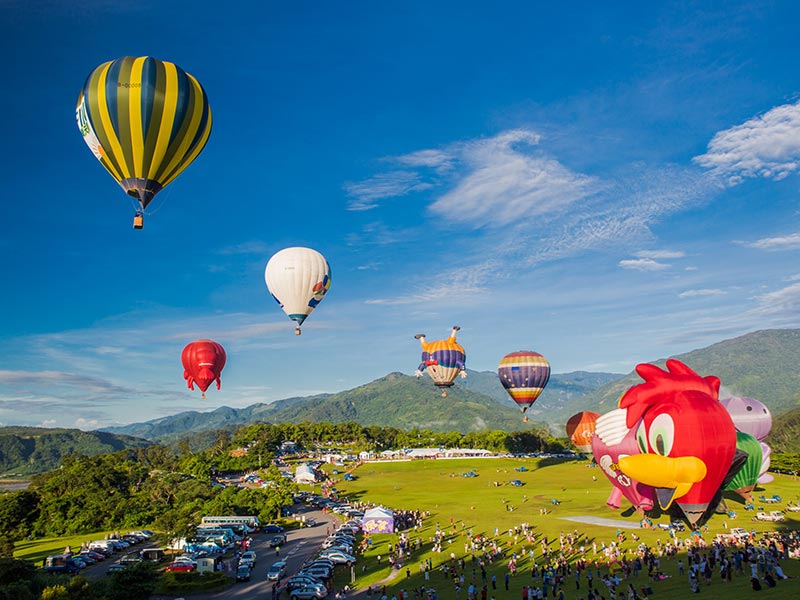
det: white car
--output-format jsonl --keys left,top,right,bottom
{"left": 318, "top": 550, "right": 355, "bottom": 564}
{"left": 240, "top": 550, "right": 257, "bottom": 566}
{"left": 267, "top": 560, "right": 288, "bottom": 581}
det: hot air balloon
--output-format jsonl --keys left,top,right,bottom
{"left": 591, "top": 408, "right": 655, "bottom": 514}
{"left": 566, "top": 411, "right": 600, "bottom": 454}
{"left": 724, "top": 431, "right": 763, "bottom": 503}
{"left": 264, "top": 247, "right": 331, "bottom": 335}
{"left": 414, "top": 326, "right": 466, "bottom": 397}
{"left": 497, "top": 351, "right": 550, "bottom": 422}
{"left": 76, "top": 56, "right": 212, "bottom": 229}
{"left": 616, "top": 359, "right": 737, "bottom": 527}
{"left": 720, "top": 396, "right": 773, "bottom": 441}
{"left": 182, "top": 340, "right": 226, "bottom": 399}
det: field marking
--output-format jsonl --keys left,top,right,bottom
{"left": 560, "top": 515, "right": 637, "bottom": 528}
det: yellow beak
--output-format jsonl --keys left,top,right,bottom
{"left": 617, "top": 454, "right": 707, "bottom": 509}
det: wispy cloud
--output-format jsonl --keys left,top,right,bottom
{"left": 693, "top": 100, "right": 800, "bottom": 184}
{"left": 637, "top": 250, "right": 686, "bottom": 259}
{"left": 344, "top": 171, "right": 433, "bottom": 211}
{"left": 743, "top": 232, "right": 800, "bottom": 251}
{"left": 678, "top": 289, "right": 727, "bottom": 298}
{"left": 749, "top": 282, "right": 800, "bottom": 323}
{"left": 619, "top": 258, "right": 671, "bottom": 271}
{"left": 394, "top": 149, "right": 453, "bottom": 171}
{"left": 429, "top": 130, "right": 599, "bottom": 228}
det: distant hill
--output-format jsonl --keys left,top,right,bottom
{"left": 101, "top": 328, "right": 800, "bottom": 445}
{"left": 0, "top": 427, "right": 151, "bottom": 475}
{"left": 547, "top": 329, "right": 800, "bottom": 429}
{"left": 105, "top": 373, "right": 548, "bottom": 443}
{"left": 767, "top": 407, "right": 800, "bottom": 453}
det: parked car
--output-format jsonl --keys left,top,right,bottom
{"left": 287, "top": 574, "right": 325, "bottom": 592}
{"left": 509, "top": 479, "right": 524, "bottom": 487}
{"left": 165, "top": 561, "right": 195, "bottom": 572}
{"left": 236, "top": 564, "right": 252, "bottom": 581}
{"left": 264, "top": 524, "right": 285, "bottom": 534}
{"left": 267, "top": 560, "right": 288, "bottom": 581}
{"left": 289, "top": 583, "right": 329, "bottom": 600}
{"left": 318, "top": 550, "right": 355, "bottom": 564}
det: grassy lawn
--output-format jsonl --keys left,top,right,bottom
{"left": 329, "top": 456, "right": 800, "bottom": 600}
{"left": 13, "top": 530, "right": 118, "bottom": 565}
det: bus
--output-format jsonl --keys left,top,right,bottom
{"left": 200, "top": 515, "right": 260, "bottom": 532}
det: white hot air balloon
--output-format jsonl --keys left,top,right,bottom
{"left": 265, "top": 247, "right": 331, "bottom": 335}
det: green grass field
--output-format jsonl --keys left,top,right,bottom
{"left": 330, "top": 456, "right": 800, "bottom": 600}
{"left": 13, "top": 530, "right": 117, "bottom": 565}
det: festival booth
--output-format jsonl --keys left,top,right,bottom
{"left": 361, "top": 506, "right": 394, "bottom": 533}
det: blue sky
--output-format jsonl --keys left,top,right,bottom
{"left": 2, "top": 1, "right": 800, "bottom": 429}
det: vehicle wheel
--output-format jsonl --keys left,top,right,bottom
{"left": 292, "top": 596, "right": 299, "bottom": 600}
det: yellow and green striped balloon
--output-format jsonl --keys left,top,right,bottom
{"left": 76, "top": 56, "right": 212, "bottom": 217}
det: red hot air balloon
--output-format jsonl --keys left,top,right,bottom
{"left": 566, "top": 411, "right": 600, "bottom": 454}
{"left": 497, "top": 351, "right": 550, "bottom": 422}
{"left": 616, "top": 359, "right": 737, "bottom": 527}
{"left": 182, "top": 340, "right": 226, "bottom": 399}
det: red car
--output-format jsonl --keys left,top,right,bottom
{"left": 165, "top": 562, "right": 195, "bottom": 572}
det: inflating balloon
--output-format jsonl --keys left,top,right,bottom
{"left": 182, "top": 340, "right": 226, "bottom": 399}
{"left": 497, "top": 351, "right": 550, "bottom": 422}
{"left": 724, "top": 431, "right": 763, "bottom": 503}
{"left": 265, "top": 247, "right": 331, "bottom": 335}
{"left": 616, "top": 359, "right": 737, "bottom": 526}
{"left": 566, "top": 411, "right": 600, "bottom": 454}
{"left": 591, "top": 408, "right": 655, "bottom": 513}
{"left": 720, "top": 396, "right": 773, "bottom": 441}
{"left": 76, "top": 56, "right": 212, "bottom": 229}
{"left": 414, "top": 326, "right": 466, "bottom": 397}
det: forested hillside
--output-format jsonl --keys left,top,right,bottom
{"left": 0, "top": 427, "right": 150, "bottom": 475}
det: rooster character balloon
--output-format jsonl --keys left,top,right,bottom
{"left": 182, "top": 340, "right": 226, "bottom": 399}
{"left": 616, "top": 359, "right": 737, "bottom": 526}
{"left": 414, "top": 326, "right": 466, "bottom": 397}
{"left": 497, "top": 351, "right": 550, "bottom": 422}
{"left": 591, "top": 408, "right": 655, "bottom": 514}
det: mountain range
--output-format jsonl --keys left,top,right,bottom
{"left": 101, "top": 328, "right": 800, "bottom": 444}
{"left": 3, "top": 328, "right": 798, "bottom": 476}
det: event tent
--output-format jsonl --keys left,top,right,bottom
{"left": 361, "top": 506, "right": 394, "bottom": 533}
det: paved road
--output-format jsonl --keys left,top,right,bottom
{"left": 148, "top": 505, "right": 337, "bottom": 600}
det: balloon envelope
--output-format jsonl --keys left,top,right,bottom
{"left": 265, "top": 247, "right": 331, "bottom": 333}
{"left": 720, "top": 396, "right": 773, "bottom": 441}
{"left": 724, "top": 431, "right": 763, "bottom": 502}
{"left": 591, "top": 409, "right": 655, "bottom": 512}
{"left": 182, "top": 340, "right": 226, "bottom": 396}
{"left": 76, "top": 56, "right": 212, "bottom": 213}
{"left": 497, "top": 351, "right": 550, "bottom": 419}
{"left": 415, "top": 328, "right": 466, "bottom": 396}
{"left": 566, "top": 411, "right": 600, "bottom": 453}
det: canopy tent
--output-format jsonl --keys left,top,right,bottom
{"left": 362, "top": 506, "right": 394, "bottom": 533}
{"left": 295, "top": 463, "right": 317, "bottom": 484}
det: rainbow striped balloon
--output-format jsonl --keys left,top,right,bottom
{"left": 498, "top": 351, "right": 550, "bottom": 421}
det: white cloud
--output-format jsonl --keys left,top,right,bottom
{"left": 394, "top": 149, "right": 453, "bottom": 171}
{"left": 636, "top": 250, "right": 686, "bottom": 259}
{"left": 749, "top": 282, "right": 800, "bottom": 322}
{"left": 694, "top": 100, "right": 800, "bottom": 184}
{"left": 429, "top": 130, "right": 599, "bottom": 228}
{"left": 40, "top": 419, "right": 57, "bottom": 427}
{"left": 75, "top": 417, "right": 100, "bottom": 430}
{"left": 619, "top": 258, "right": 670, "bottom": 271}
{"left": 678, "top": 289, "right": 727, "bottom": 298}
{"left": 743, "top": 232, "right": 800, "bottom": 251}
{"left": 344, "top": 171, "right": 433, "bottom": 210}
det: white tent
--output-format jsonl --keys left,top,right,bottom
{"left": 362, "top": 506, "right": 394, "bottom": 533}
{"left": 295, "top": 463, "right": 317, "bottom": 483}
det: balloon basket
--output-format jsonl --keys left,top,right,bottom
{"left": 201, "top": 393, "right": 206, "bottom": 399}
{"left": 523, "top": 416, "right": 529, "bottom": 422}
{"left": 295, "top": 328, "right": 302, "bottom": 336}
{"left": 133, "top": 214, "right": 144, "bottom": 229}
{"left": 441, "top": 391, "right": 447, "bottom": 397}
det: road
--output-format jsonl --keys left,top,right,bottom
{"left": 147, "top": 505, "right": 337, "bottom": 600}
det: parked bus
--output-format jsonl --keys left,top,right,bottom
{"left": 200, "top": 515, "right": 260, "bottom": 531}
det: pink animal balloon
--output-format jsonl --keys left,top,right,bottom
{"left": 592, "top": 409, "right": 655, "bottom": 513}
